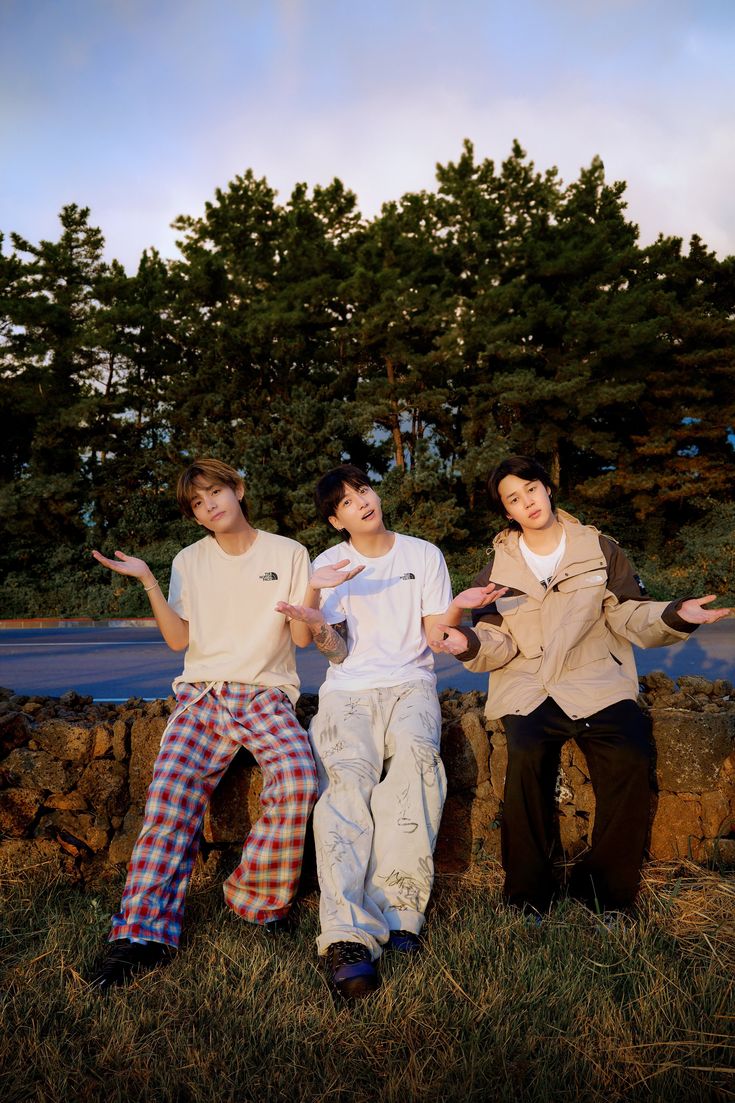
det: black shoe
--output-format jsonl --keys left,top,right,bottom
{"left": 325, "top": 941, "right": 379, "bottom": 1000}
{"left": 262, "top": 914, "right": 295, "bottom": 936}
{"left": 387, "top": 930, "right": 421, "bottom": 953}
{"left": 89, "top": 938, "right": 173, "bottom": 994}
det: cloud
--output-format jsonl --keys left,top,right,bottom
{"left": 2, "top": 0, "right": 733, "bottom": 267}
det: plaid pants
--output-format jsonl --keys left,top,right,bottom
{"left": 110, "top": 682, "right": 318, "bottom": 947}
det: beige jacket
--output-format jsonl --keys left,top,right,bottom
{"left": 456, "top": 511, "right": 695, "bottom": 721}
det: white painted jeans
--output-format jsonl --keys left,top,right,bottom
{"left": 309, "top": 680, "right": 446, "bottom": 958}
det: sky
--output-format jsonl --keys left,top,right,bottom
{"left": 1, "top": 0, "right": 734, "bottom": 271}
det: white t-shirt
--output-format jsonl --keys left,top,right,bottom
{"left": 168, "top": 531, "right": 310, "bottom": 704}
{"left": 519, "top": 530, "right": 567, "bottom": 587}
{"left": 315, "top": 533, "right": 453, "bottom": 694}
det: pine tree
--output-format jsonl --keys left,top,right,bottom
{"left": 0, "top": 206, "right": 109, "bottom": 570}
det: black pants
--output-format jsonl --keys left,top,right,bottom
{"left": 501, "top": 697, "right": 652, "bottom": 911}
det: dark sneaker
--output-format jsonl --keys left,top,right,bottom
{"left": 89, "top": 938, "right": 173, "bottom": 994}
{"left": 387, "top": 930, "right": 421, "bottom": 953}
{"left": 262, "top": 914, "right": 295, "bottom": 936}
{"left": 325, "top": 941, "right": 379, "bottom": 1000}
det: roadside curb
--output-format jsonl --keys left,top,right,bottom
{"left": 0, "top": 618, "right": 158, "bottom": 629}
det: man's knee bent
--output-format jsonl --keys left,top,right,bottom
{"left": 266, "top": 757, "right": 319, "bottom": 804}
{"left": 589, "top": 701, "right": 653, "bottom": 772}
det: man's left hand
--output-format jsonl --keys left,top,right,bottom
{"left": 678, "top": 595, "right": 733, "bottom": 624}
{"left": 310, "top": 560, "right": 365, "bottom": 590}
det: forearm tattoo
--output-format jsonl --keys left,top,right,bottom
{"left": 312, "top": 621, "right": 348, "bottom": 663}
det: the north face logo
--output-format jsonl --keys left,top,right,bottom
{"left": 400, "top": 572, "right": 416, "bottom": 580}
{"left": 259, "top": 572, "right": 279, "bottom": 581}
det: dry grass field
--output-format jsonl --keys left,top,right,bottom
{"left": 1, "top": 858, "right": 733, "bottom": 1102}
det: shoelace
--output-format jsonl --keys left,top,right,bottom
{"left": 331, "top": 941, "right": 370, "bottom": 966}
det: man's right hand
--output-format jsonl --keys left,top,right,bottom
{"left": 91, "top": 550, "right": 151, "bottom": 581}
{"left": 92, "top": 550, "right": 187, "bottom": 651}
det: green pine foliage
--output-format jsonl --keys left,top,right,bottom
{"left": 1, "top": 143, "right": 733, "bottom": 615}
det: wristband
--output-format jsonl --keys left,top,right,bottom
{"left": 143, "top": 580, "right": 160, "bottom": 593}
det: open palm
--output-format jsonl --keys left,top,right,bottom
{"left": 454, "top": 584, "right": 508, "bottom": 609}
{"left": 678, "top": 595, "right": 733, "bottom": 624}
{"left": 92, "top": 549, "right": 149, "bottom": 579}
{"left": 311, "top": 559, "right": 365, "bottom": 589}
{"left": 275, "top": 602, "right": 324, "bottom": 627}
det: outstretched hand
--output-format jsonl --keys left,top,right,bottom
{"left": 453, "top": 583, "right": 508, "bottom": 610}
{"left": 91, "top": 549, "right": 150, "bottom": 580}
{"left": 678, "top": 595, "right": 733, "bottom": 624}
{"left": 275, "top": 601, "right": 325, "bottom": 628}
{"left": 429, "top": 625, "right": 471, "bottom": 656}
{"left": 310, "top": 559, "right": 365, "bottom": 590}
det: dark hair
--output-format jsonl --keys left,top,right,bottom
{"left": 314, "top": 465, "right": 372, "bottom": 542}
{"left": 176, "top": 458, "right": 249, "bottom": 523}
{"left": 487, "top": 455, "right": 555, "bottom": 531}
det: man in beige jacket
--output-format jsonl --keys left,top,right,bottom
{"left": 434, "top": 456, "right": 731, "bottom": 914}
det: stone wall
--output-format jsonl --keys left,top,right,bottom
{"left": 1, "top": 674, "right": 733, "bottom": 883}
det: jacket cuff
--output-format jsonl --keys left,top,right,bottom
{"left": 452, "top": 626, "right": 481, "bottom": 661}
{"left": 662, "top": 598, "right": 698, "bottom": 634}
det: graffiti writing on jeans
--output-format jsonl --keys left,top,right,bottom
{"left": 396, "top": 783, "right": 419, "bottom": 833}
{"left": 379, "top": 861, "right": 432, "bottom": 912}
{"left": 342, "top": 696, "right": 372, "bottom": 721}
{"left": 321, "top": 748, "right": 379, "bottom": 789}
{"left": 324, "top": 828, "right": 358, "bottom": 865}
{"left": 411, "top": 733, "right": 442, "bottom": 785}
{"left": 313, "top": 716, "right": 340, "bottom": 746}
{"left": 417, "top": 854, "right": 434, "bottom": 884}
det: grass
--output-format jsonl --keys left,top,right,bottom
{"left": 0, "top": 859, "right": 733, "bottom": 1103}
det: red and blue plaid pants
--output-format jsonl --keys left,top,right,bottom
{"left": 110, "top": 682, "right": 318, "bottom": 947}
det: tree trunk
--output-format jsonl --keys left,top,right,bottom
{"left": 385, "top": 357, "right": 405, "bottom": 470}
{"left": 550, "top": 447, "right": 560, "bottom": 490}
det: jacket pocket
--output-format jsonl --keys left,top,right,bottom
{"left": 553, "top": 572, "right": 607, "bottom": 629}
{"left": 565, "top": 637, "right": 610, "bottom": 669}
{"left": 496, "top": 595, "right": 527, "bottom": 615}
{"left": 493, "top": 594, "right": 542, "bottom": 659}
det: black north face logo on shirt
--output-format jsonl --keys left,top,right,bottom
{"left": 259, "top": 572, "right": 279, "bottom": 581}
{"left": 400, "top": 573, "right": 416, "bottom": 580}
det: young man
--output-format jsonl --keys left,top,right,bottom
{"left": 277, "top": 465, "right": 504, "bottom": 999}
{"left": 89, "top": 458, "right": 354, "bottom": 992}
{"left": 434, "top": 456, "right": 731, "bottom": 915}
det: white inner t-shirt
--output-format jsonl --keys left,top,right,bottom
{"left": 519, "top": 530, "right": 567, "bottom": 587}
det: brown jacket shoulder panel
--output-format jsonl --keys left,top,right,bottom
{"left": 599, "top": 535, "right": 647, "bottom": 603}
{"left": 600, "top": 535, "right": 696, "bottom": 633}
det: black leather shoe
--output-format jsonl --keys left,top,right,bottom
{"left": 261, "top": 912, "right": 296, "bottom": 936}
{"left": 89, "top": 938, "right": 173, "bottom": 994}
{"left": 325, "top": 941, "right": 379, "bottom": 1000}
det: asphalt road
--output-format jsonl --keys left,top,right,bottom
{"left": 0, "top": 621, "right": 733, "bottom": 701}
